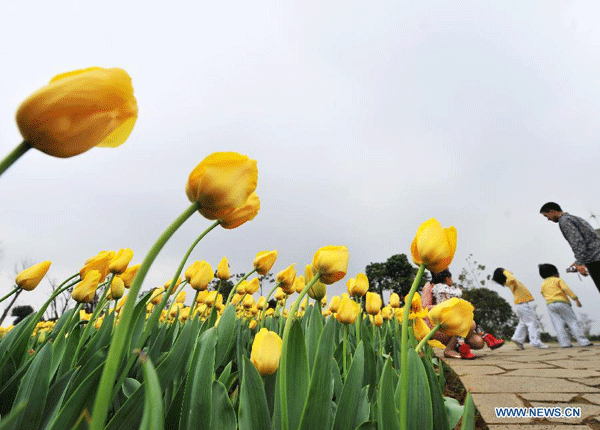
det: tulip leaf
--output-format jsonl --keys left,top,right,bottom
{"left": 239, "top": 357, "right": 271, "bottom": 430}
{"left": 0, "top": 401, "right": 27, "bottom": 430}
{"left": 395, "top": 348, "right": 432, "bottom": 430}
{"left": 361, "top": 329, "right": 377, "bottom": 402}
{"left": 211, "top": 380, "right": 236, "bottom": 430}
{"left": 280, "top": 319, "right": 309, "bottom": 430}
{"left": 298, "top": 317, "right": 335, "bottom": 430}
{"left": 354, "top": 421, "right": 377, "bottom": 430}
{"left": 8, "top": 342, "right": 52, "bottom": 430}
{"left": 305, "top": 304, "right": 324, "bottom": 370}
{"left": 146, "top": 325, "right": 168, "bottom": 364}
{"left": 421, "top": 356, "right": 449, "bottom": 430}
{"left": 460, "top": 393, "right": 475, "bottom": 430}
{"left": 139, "top": 355, "right": 164, "bottom": 430}
{"left": 333, "top": 342, "right": 367, "bottom": 430}
{"left": 444, "top": 397, "right": 464, "bottom": 429}
{"left": 39, "top": 369, "right": 76, "bottom": 429}
{"left": 57, "top": 324, "right": 82, "bottom": 378}
{"left": 182, "top": 327, "right": 217, "bottom": 430}
{"left": 0, "top": 358, "right": 32, "bottom": 416}
{"left": 331, "top": 356, "right": 343, "bottom": 402}
{"left": 123, "top": 378, "right": 141, "bottom": 398}
{"left": 376, "top": 358, "right": 400, "bottom": 430}
{"left": 77, "top": 309, "right": 115, "bottom": 366}
{"left": 215, "top": 305, "right": 237, "bottom": 369}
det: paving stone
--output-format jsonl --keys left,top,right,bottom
{"left": 581, "top": 394, "right": 600, "bottom": 404}
{"left": 488, "top": 426, "right": 593, "bottom": 430}
{"left": 549, "top": 360, "right": 600, "bottom": 369}
{"left": 459, "top": 375, "right": 599, "bottom": 393}
{"left": 504, "top": 369, "right": 600, "bottom": 378}
{"left": 470, "top": 393, "right": 528, "bottom": 424}
{"left": 521, "top": 393, "right": 577, "bottom": 402}
{"left": 496, "top": 362, "right": 556, "bottom": 370}
{"left": 446, "top": 365, "right": 505, "bottom": 376}
{"left": 529, "top": 402, "right": 600, "bottom": 424}
{"left": 569, "top": 377, "right": 600, "bottom": 387}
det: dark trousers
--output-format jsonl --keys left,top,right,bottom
{"left": 585, "top": 260, "right": 600, "bottom": 295}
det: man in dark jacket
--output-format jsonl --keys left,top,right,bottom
{"left": 540, "top": 202, "right": 600, "bottom": 294}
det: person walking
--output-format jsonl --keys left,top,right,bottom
{"left": 492, "top": 268, "right": 548, "bottom": 350}
{"left": 540, "top": 202, "right": 600, "bottom": 294}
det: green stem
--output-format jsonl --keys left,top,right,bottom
{"left": 0, "top": 286, "right": 19, "bottom": 304}
{"left": 0, "top": 141, "right": 31, "bottom": 178}
{"left": 225, "top": 268, "right": 257, "bottom": 306}
{"left": 343, "top": 324, "right": 348, "bottom": 380}
{"left": 259, "top": 282, "right": 281, "bottom": 328}
{"left": 90, "top": 202, "right": 199, "bottom": 430}
{"left": 279, "top": 272, "right": 321, "bottom": 430}
{"left": 415, "top": 323, "right": 442, "bottom": 354}
{"left": 399, "top": 263, "right": 425, "bottom": 430}
{"left": 355, "top": 296, "right": 362, "bottom": 344}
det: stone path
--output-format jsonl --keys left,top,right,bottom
{"left": 438, "top": 343, "right": 600, "bottom": 429}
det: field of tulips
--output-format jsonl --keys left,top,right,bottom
{"left": 0, "top": 68, "right": 476, "bottom": 429}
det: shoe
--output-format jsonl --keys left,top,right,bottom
{"left": 512, "top": 340, "right": 525, "bottom": 350}
{"left": 459, "top": 343, "right": 477, "bottom": 360}
{"left": 581, "top": 343, "right": 594, "bottom": 347}
{"left": 533, "top": 344, "right": 549, "bottom": 349}
{"left": 561, "top": 345, "right": 573, "bottom": 348}
{"left": 444, "top": 349, "right": 461, "bottom": 359}
{"left": 483, "top": 333, "right": 505, "bottom": 350}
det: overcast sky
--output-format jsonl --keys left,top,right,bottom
{"left": 1, "top": 1, "right": 599, "bottom": 335}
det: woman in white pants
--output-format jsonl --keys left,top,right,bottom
{"left": 539, "top": 263, "right": 592, "bottom": 348}
{"left": 493, "top": 268, "right": 547, "bottom": 349}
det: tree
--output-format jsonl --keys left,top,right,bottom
{"left": 11, "top": 305, "right": 34, "bottom": 324}
{"left": 365, "top": 254, "right": 429, "bottom": 303}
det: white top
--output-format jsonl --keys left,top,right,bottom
{"left": 432, "top": 283, "right": 462, "bottom": 304}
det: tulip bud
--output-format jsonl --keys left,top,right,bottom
{"left": 381, "top": 306, "right": 394, "bottom": 320}
{"left": 219, "top": 192, "right": 260, "bottom": 229}
{"left": 186, "top": 152, "right": 258, "bottom": 220}
{"left": 411, "top": 218, "right": 457, "bottom": 273}
{"left": 307, "top": 279, "right": 326, "bottom": 301}
{"left": 72, "top": 270, "right": 102, "bottom": 303}
{"left": 428, "top": 298, "right": 474, "bottom": 337}
{"left": 274, "top": 287, "right": 285, "bottom": 301}
{"left": 389, "top": 293, "right": 400, "bottom": 308}
{"left": 196, "top": 290, "right": 209, "bottom": 304}
{"left": 108, "top": 276, "right": 125, "bottom": 300}
{"left": 294, "top": 275, "right": 305, "bottom": 294}
{"left": 243, "top": 295, "right": 255, "bottom": 309}
{"left": 253, "top": 250, "right": 277, "bottom": 276}
{"left": 250, "top": 328, "right": 283, "bottom": 376}
{"left": 329, "top": 296, "right": 341, "bottom": 313}
{"left": 312, "top": 246, "right": 349, "bottom": 284}
{"left": 15, "top": 261, "right": 51, "bottom": 291}
{"left": 164, "top": 277, "right": 182, "bottom": 293}
{"left": 109, "top": 248, "right": 133, "bottom": 274}
{"left": 80, "top": 251, "right": 115, "bottom": 282}
{"left": 365, "top": 292, "right": 382, "bottom": 315}
{"left": 246, "top": 277, "right": 260, "bottom": 295}
{"left": 175, "top": 291, "right": 186, "bottom": 304}
{"left": 352, "top": 273, "right": 369, "bottom": 296}
{"left": 190, "top": 261, "right": 213, "bottom": 291}
{"left": 185, "top": 260, "right": 201, "bottom": 282}
{"left": 248, "top": 319, "right": 258, "bottom": 330}
{"left": 119, "top": 264, "right": 140, "bottom": 288}
{"left": 205, "top": 291, "right": 218, "bottom": 306}
{"left": 373, "top": 312, "right": 384, "bottom": 327}
{"left": 216, "top": 257, "right": 230, "bottom": 280}
{"left": 335, "top": 296, "right": 360, "bottom": 324}
{"left": 276, "top": 264, "right": 296, "bottom": 293}
{"left": 346, "top": 278, "right": 356, "bottom": 296}
{"left": 257, "top": 296, "right": 267, "bottom": 310}
{"left": 150, "top": 288, "right": 163, "bottom": 305}
{"left": 16, "top": 67, "right": 138, "bottom": 158}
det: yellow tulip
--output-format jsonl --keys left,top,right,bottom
{"left": 335, "top": 296, "right": 360, "bottom": 324}
{"left": 185, "top": 260, "right": 201, "bottom": 282}
{"left": 266, "top": 308, "right": 275, "bottom": 317}
{"left": 365, "top": 292, "right": 382, "bottom": 315}
{"left": 274, "top": 287, "right": 286, "bottom": 301}
{"left": 186, "top": 152, "right": 258, "bottom": 220}
{"left": 237, "top": 281, "right": 248, "bottom": 295}
{"left": 276, "top": 265, "right": 296, "bottom": 293}
{"left": 119, "top": 264, "right": 140, "bottom": 288}
{"left": 219, "top": 192, "right": 260, "bottom": 229}
{"left": 72, "top": 270, "right": 102, "bottom": 303}
{"left": 372, "top": 312, "right": 384, "bottom": 327}
{"left": 405, "top": 291, "right": 428, "bottom": 319}
{"left": 108, "top": 248, "right": 133, "bottom": 275}
{"left": 246, "top": 277, "right": 260, "bottom": 295}
{"left": 428, "top": 298, "right": 474, "bottom": 338}
{"left": 195, "top": 290, "right": 209, "bottom": 304}
{"left": 15, "top": 261, "right": 51, "bottom": 291}
{"left": 16, "top": 67, "right": 138, "bottom": 158}
{"left": 253, "top": 250, "right": 277, "bottom": 275}
{"left": 243, "top": 295, "right": 255, "bottom": 309}
{"left": 250, "top": 328, "right": 282, "bottom": 376}
{"left": 232, "top": 293, "right": 244, "bottom": 306}
{"left": 352, "top": 273, "right": 369, "bottom": 296}
{"left": 410, "top": 218, "right": 457, "bottom": 274}
{"left": 346, "top": 278, "right": 355, "bottom": 295}
{"left": 205, "top": 291, "right": 218, "bottom": 306}
{"left": 150, "top": 288, "right": 164, "bottom": 305}
{"left": 164, "top": 277, "right": 182, "bottom": 293}
{"left": 115, "top": 296, "right": 127, "bottom": 313}
{"left": 170, "top": 302, "right": 184, "bottom": 318}
{"left": 80, "top": 251, "right": 115, "bottom": 282}
{"left": 381, "top": 306, "right": 394, "bottom": 320}
{"left": 413, "top": 317, "right": 446, "bottom": 349}
{"left": 216, "top": 257, "right": 230, "bottom": 280}
{"left": 294, "top": 275, "right": 305, "bottom": 294}
{"left": 329, "top": 296, "right": 341, "bottom": 313}
{"left": 108, "top": 276, "right": 125, "bottom": 300}
{"left": 389, "top": 293, "right": 400, "bottom": 308}
{"left": 248, "top": 319, "right": 258, "bottom": 330}
{"left": 190, "top": 261, "right": 213, "bottom": 291}
{"left": 305, "top": 265, "right": 326, "bottom": 300}
{"left": 312, "top": 246, "right": 349, "bottom": 284}
{"left": 257, "top": 296, "right": 267, "bottom": 310}
{"left": 175, "top": 291, "right": 186, "bottom": 304}
{"left": 79, "top": 310, "right": 92, "bottom": 321}
{"left": 179, "top": 307, "right": 191, "bottom": 321}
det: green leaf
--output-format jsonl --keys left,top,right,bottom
{"left": 421, "top": 356, "right": 449, "bottom": 430}
{"left": 215, "top": 305, "right": 237, "bottom": 369}
{"left": 77, "top": 309, "right": 115, "bottom": 366}
{"left": 239, "top": 357, "right": 271, "bottom": 430}
{"left": 331, "top": 356, "right": 343, "bottom": 402}
{"left": 139, "top": 355, "right": 164, "bottom": 430}
{"left": 376, "top": 358, "right": 400, "bottom": 430}
{"left": 333, "top": 342, "right": 366, "bottom": 430}
{"left": 0, "top": 402, "right": 27, "bottom": 430}
{"left": 9, "top": 343, "right": 52, "bottom": 430}
{"left": 395, "top": 348, "right": 432, "bottom": 430}
{"left": 39, "top": 369, "right": 76, "bottom": 429}
{"left": 298, "top": 318, "right": 335, "bottom": 430}
{"left": 354, "top": 421, "right": 377, "bottom": 430}
{"left": 123, "top": 378, "right": 141, "bottom": 398}
{"left": 444, "top": 397, "right": 464, "bottom": 430}
{"left": 305, "top": 304, "right": 323, "bottom": 371}
{"left": 280, "top": 319, "right": 309, "bottom": 430}
{"left": 460, "top": 393, "right": 475, "bottom": 430}
{"left": 211, "top": 380, "right": 236, "bottom": 430}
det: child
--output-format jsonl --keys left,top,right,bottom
{"left": 430, "top": 269, "right": 504, "bottom": 359}
{"left": 492, "top": 268, "right": 547, "bottom": 350}
{"left": 538, "top": 263, "right": 592, "bottom": 348}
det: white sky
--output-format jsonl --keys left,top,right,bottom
{"left": 1, "top": 1, "right": 600, "bottom": 335}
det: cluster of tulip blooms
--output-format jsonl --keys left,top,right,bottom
{"left": 0, "top": 67, "right": 476, "bottom": 430}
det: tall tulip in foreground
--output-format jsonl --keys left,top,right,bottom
{"left": 0, "top": 67, "right": 138, "bottom": 177}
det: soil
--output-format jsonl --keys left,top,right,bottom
{"left": 442, "top": 361, "right": 489, "bottom": 430}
